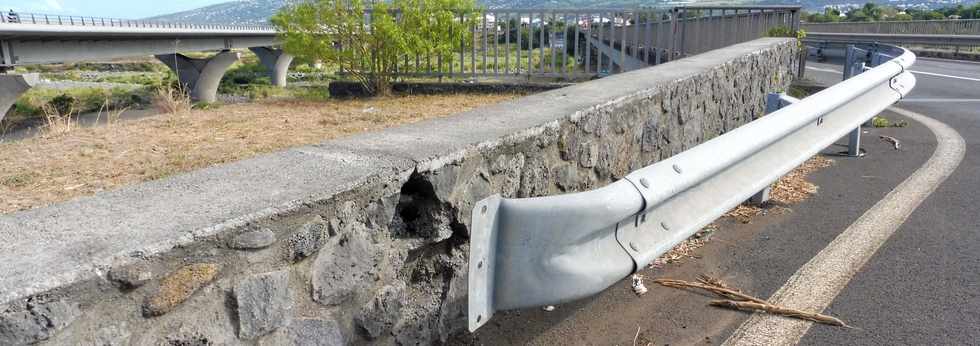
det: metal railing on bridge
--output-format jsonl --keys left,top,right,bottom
{"left": 801, "top": 19, "right": 980, "bottom": 35}
{"left": 803, "top": 19, "right": 980, "bottom": 52}
{"left": 341, "top": 5, "right": 800, "bottom": 80}
{"left": 0, "top": 11, "right": 274, "bottom": 32}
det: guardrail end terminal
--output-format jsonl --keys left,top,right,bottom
{"left": 468, "top": 195, "right": 502, "bottom": 332}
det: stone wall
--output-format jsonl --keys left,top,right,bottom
{"left": 0, "top": 38, "right": 799, "bottom": 346}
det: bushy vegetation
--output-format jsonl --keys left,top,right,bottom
{"left": 218, "top": 62, "right": 273, "bottom": 95}
{"left": 16, "top": 61, "right": 168, "bottom": 73}
{"left": 41, "top": 71, "right": 170, "bottom": 87}
{"left": 805, "top": 3, "right": 980, "bottom": 23}
{"left": 9, "top": 87, "right": 152, "bottom": 121}
{"left": 272, "top": 0, "right": 482, "bottom": 96}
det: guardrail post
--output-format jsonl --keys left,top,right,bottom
{"left": 678, "top": 8, "right": 687, "bottom": 58}
{"left": 843, "top": 45, "right": 864, "bottom": 157}
{"left": 669, "top": 8, "right": 678, "bottom": 61}
{"left": 749, "top": 92, "right": 788, "bottom": 205}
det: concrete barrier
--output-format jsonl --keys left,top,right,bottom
{"left": 0, "top": 38, "right": 799, "bottom": 345}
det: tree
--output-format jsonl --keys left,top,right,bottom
{"left": 272, "top": 0, "right": 480, "bottom": 96}
{"left": 845, "top": 3, "right": 884, "bottom": 22}
{"left": 907, "top": 8, "right": 945, "bottom": 20}
{"left": 805, "top": 8, "right": 842, "bottom": 23}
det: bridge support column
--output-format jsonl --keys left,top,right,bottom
{"left": 249, "top": 47, "right": 293, "bottom": 87}
{"left": 0, "top": 74, "right": 38, "bottom": 123}
{"left": 156, "top": 50, "right": 240, "bottom": 103}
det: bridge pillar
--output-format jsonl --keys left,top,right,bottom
{"left": 156, "top": 50, "right": 240, "bottom": 103}
{"left": 0, "top": 74, "right": 38, "bottom": 123}
{"left": 249, "top": 47, "right": 293, "bottom": 87}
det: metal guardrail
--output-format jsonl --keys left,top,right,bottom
{"left": 803, "top": 20, "right": 980, "bottom": 51}
{"left": 801, "top": 19, "right": 980, "bottom": 35}
{"left": 0, "top": 11, "right": 274, "bottom": 31}
{"left": 806, "top": 32, "right": 980, "bottom": 48}
{"left": 466, "top": 43, "right": 916, "bottom": 331}
{"left": 340, "top": 6, "right": 799, "bottom": 80}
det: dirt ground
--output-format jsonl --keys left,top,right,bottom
{"left": 0, "top": 93, "right": 523, "bottom": 214}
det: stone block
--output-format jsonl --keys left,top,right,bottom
{"left": 235, "top": 270, "right": 293, "bottom": 339}
{"left": 261, "top": 318, "right": 346, "bottom": 346}
{"left": 143, "top": 263, "right": 220, "bottom": 317}
{"left": 228, "top": 228, "right": 277, "bottom": 250}
{"left": 312, "top": 231, "right": 379, "bottom": 306}
{"left": 354, "top": 283, "right": 406, "bottom": 339}
{"left": 0, "top": 300, "right": 79, "bottom": 345}
{"left": 284, "top": 218, "right": 329, "bottom": 262}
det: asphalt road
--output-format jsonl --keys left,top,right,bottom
{"left": 799, "top": 57, "right": 980, "bottom": 345}
{"left": 460, "top": 56, "right": 979, "bottom": 345}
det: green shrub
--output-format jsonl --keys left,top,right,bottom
{"left": 191, "top": 102, "right": 222, "bottom": 110}
{"left": 295, "top": 86, "right": 331, "bottom": 101}
{"left": 872, "top": 116, "right": 909, "bottom": 128}
{"left": 219, "top": 62, "right": 272, "bottom": 95}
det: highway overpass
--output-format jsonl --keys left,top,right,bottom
{"left": 0, "top": 13, "right": 288, "bottom": 118}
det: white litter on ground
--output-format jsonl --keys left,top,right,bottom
{"left": 632, "top": 274, "right": 649, "bottom": 296}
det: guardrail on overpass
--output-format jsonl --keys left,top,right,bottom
{"left": 806, "top": 32, "right": 980, "bottom": 47}
{"left": 0, "top": 12, "right": 285, "bottom": 109}
{"left": 467, "top": 42, "right": 915, "bottom": 331}
{"left": 1, "top": 11, "right": 274, "bottom": 31}
{"left": 803, "top": 19, "right": 980, "bottom": 52}
{"left": 801, "top": 19, "right": 980, "bottom": 35}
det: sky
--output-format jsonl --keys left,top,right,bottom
{"left": 0, "top": 0, "right": 231, "bottom": 19}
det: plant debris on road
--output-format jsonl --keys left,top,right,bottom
{"left": 655, "top": 276, "right": 854, "bottom": 328}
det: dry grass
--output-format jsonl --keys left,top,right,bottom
{"left": 0, "top": 93, "right": 522, "bottom": 214}
{"left": 724, "top": 155, "right": 835, "bottom": 223}
{"left": 650, "top": 226, "right": 712, "bottom": 268}
{"left": 152, "top": 85, "right": 192, "bottom": 115}
{"left": 770, "top": 155, "right": 834, "bottom": 204}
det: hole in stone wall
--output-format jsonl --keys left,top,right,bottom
{"left": 390, "top": 171, "right": 466, "bottom": 243}
{"left": 392, "top": 173, "right": 439, "bottom": 239}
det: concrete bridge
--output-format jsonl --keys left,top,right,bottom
{"left": 0, "top": 13, "right": 288, "bottom": 119}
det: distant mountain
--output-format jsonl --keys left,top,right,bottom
{"left": 147, "top": 0, "right": 292, "bottom": 25}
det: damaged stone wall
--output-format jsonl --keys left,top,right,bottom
{"left": 0, "top": 38, "right": 799, "bottom": 345}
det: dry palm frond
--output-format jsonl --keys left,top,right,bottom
{"left": 655, "top": 276, "right": 854, "bottom": 329}
{"left": 653, "top": 278, "right": 768, "bottom": 304}
{"left": 709, "top": 300, "right": 854, "bottom": 328}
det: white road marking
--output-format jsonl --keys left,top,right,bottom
{"left": 910, "top": 70, "right": 980, "bottom": 82}
{"left": 805, "top": 66, "right": 841, "bottom": 74}
{"left": 807, "top": 65, "right": 980, "bottom": 83}
{"left": 723, "top": 107, "right": 966, "bottom": 346}
{"left": 917, "top": 57, "right": 980, "bottom": 66}
{"left": 902, "top": 98, "right": 980, "bottom": 103}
